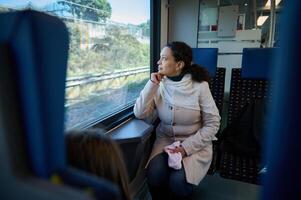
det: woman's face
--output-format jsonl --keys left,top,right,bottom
{"left": 157, "top": 47, "right": 183, "bottom": 76}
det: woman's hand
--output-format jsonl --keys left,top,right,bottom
{"left": 150, "top": 72, "right": 163, "bottom": 85}
{"left": 168, "top": 146, "right": 187, "bottom": 157}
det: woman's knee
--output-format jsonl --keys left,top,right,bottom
{"left": 147, "top": 153, "right": 169, "bottom": 186}
{"left": 169, "top": 169, "right": 193, "bottom": 197}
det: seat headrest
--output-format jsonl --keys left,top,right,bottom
{"left": 192, "top": 48, "right": 218, "bottom": 77}
{"left": 241, "top": 48, "right": 279, "bottom": 80}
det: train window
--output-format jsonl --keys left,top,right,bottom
{"left": 0, "top": 0, "right": 150, "bottom": 129}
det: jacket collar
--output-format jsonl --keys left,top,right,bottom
{"left": 159, "top": 74, "right": 200, "bottom": 111}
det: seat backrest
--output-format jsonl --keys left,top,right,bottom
{"left": 263, "top": 1, "right": 301, "bottom": 198}
{"left": 192, "top": 48, "right": 218, "bottom": 77}
{"left": 0, "top": 10, "right": 120, "bottom": 200}
{"left": 218, "top": 48, "right": 278, "bottom": 184}
{"left": 209, "top": 68, "right": 225, "bottom": 114}
{"left": 0, "top": 10, "right": 68, "bottom": 177}
{"left": 228, "top": 48, "right": 278, "bottom": 124}
{"left": 192, "top": 48, "right": 225, "bottom": 114}
{"left": 241, "top": 48, "right": 278, "bottom": 80}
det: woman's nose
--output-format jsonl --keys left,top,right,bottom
{"left": 157, "top": 59, "right": 161, "bottom": 65}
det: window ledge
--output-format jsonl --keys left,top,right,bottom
{"left": 108, "top": 118, "right": 153, "bottom": 144}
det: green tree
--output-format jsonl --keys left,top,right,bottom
{"left": 92, "top": 25, "right": 149, "bottom": 70}
{"left": 64, "top": 21, "right": 110, "bottom": 76}
{"left": 138, "top": 20, "right": 150, "bottom": 37}
{"left": 59, "top": 0, "right": 111, "bottom": 22}
{"left": 64, "top": 22, "right": 149, "bottom": 76}
{"left": 0, "top": 7, "right": 9, "bottom": 12}
{"left": 66, "top": 21, "right": 81, "bottom": 54}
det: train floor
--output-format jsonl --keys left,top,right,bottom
{"left": 136, "top": 173, "right": 261, "bottom": 200}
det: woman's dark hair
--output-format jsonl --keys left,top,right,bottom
{"left": 166, "top": 41, "right": 210, "bottom": 83}
{"left": 65, "top": 129, "right": 131, "bottom": 200}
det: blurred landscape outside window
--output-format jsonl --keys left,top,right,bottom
{"left": 0, "top": 0, "right": 150, "bottom": 129}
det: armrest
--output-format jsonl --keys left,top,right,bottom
{"left": 110, "top": 118, "right": 153, "bottom": 144}
{"left": 108, "top": 118, "right": 153, "bottom": 185}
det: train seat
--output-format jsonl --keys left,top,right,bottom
{"left": 192, "top": 48, "right": 218, "bottom": 77}
{"left": 192, "top": 48, "right": 226, "bottom": 174}
{"left": 192, "top": 48, "right": 225, "bottom": 115}
{"left": 218, "top": 48, "right": 279, "bottom": 184}
{"left": 0, "top": 10, "right": 120, "bottom": 199}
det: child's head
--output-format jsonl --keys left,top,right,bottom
{"left": 65, "top": 129, "right": 130, "bottom": 200}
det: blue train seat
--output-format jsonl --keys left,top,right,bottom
{"left": 241, "top": 48, "right": 277, "bottom": 79}
{"left": 0, "top": 10, "right": 120, "bottom": 199}
{"left": 192, "top": 48, "right": 225, "bottom": 114}
{"left": 218, "top": 48, "right": 279, "bottom": 184}
{"left": 263, "top": 1, "right": 301, "bottom": 198}
{"left": 192, "top": 48, "right": 226, "bottom": 175}
{"left": 192, "top": 48, "right": 218, "bottom": 77}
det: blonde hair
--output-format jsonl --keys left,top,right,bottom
{"left": 65, "top": 129, "right": 131, "bottom": 200}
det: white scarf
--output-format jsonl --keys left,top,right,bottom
{"left": 159, "top": 74, "right": 201, "bottom": 111}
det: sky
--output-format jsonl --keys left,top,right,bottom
{"left": 0, "top": 0, "right": 150, "bottom": 25}
{"left": 107, "top": 0, "right": 149, "bottom": 25}
{"left": 0, "top": 0, "right": 53, "bottom": 8}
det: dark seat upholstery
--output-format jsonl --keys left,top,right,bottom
{"left": 209, "top": 68, "right": 226, "bottom": 115}
{"left": 219, "top": 48, "right": 278, "bottom": 184}
{"left": 0, "top": 10, "right": 120, "bottom": 199}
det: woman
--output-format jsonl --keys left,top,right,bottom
{"left": 134, "top": 41, "right": 220, "bottom": 199}
{"left": 65, "top": 129, "right": 131, "bottom": 200}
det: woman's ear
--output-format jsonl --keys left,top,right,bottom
{"left": 176, "top": 61, "right": 185, "bottom": 71}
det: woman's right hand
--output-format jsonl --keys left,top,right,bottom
{"left": 150, "top": 72, "right": 163, "bottom": 85}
